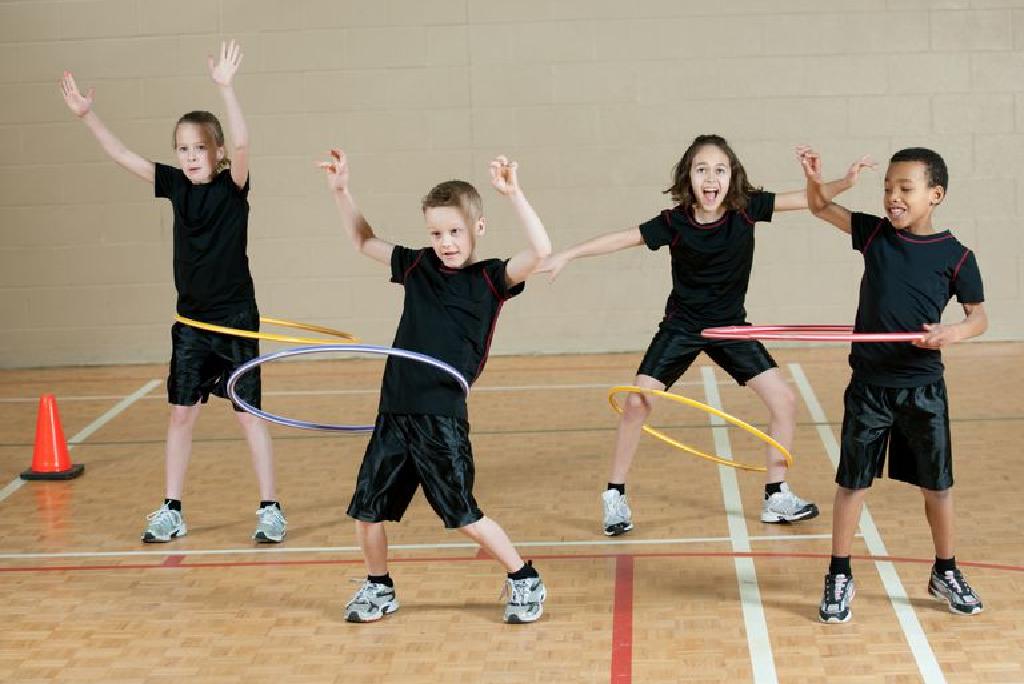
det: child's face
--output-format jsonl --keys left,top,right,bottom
{"left": 174, "top": 123, "right": 224, "bottom": 184}
{"left": 883, "top": 161, "right": 944, "bottom": 229}
{"left": 689, "top": 144, "right": 732, "bottom": 213}
{"left": 424, "top": 205, "right": 484, "bottom": 268}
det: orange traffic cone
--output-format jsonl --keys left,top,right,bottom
{"left": 20, "top": 394, "right": 84, "bottom": 480}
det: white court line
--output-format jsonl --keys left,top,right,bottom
{"left": 0, "top": 532, "right": 842, "bottom": 561}
{"left": 788, "top": 363, "right": 946, "bottom": 684}
{"left": 0, "top": 380, "right": 161, "bottom": 506}
{"left": 702, "top": 367, "right": 777, "bottom": 684}
{"left": 0, "top": 377, "right": 735, "bottom": 403}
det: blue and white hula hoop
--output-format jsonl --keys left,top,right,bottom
{"left": 226, "top": 344, "right": 470, "bottom": 432}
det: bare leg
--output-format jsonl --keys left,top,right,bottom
{"left": 356, "top": 521, "right": 389, "bottom": 575}
{"left": 746, "top": 368, "right": 797, "bottom": 484}
{"left": 831, "top": 486, "right": 869, "bottom": 557}
{"left": 608, "top": 374, "right": 664, "bottom": 483}
{"left": 459, "top": 517, "right": 524, "bottom": 573}
{"left": 921, "top": 487, "right": 954, "bottom": 559}
{"left": 165, "top": 403, "right": 202, "bottom": 500}
{"left": 235, "top": 410, "right": 276, "bottom": 501}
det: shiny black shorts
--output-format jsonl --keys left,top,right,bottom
{"left": 167, "top": 308, "right": 261, "bottom": 411}
{"left": 347, "top": 414, "right": 484, "bottom": 529}
{"left": 637, "top": 327, "right": 777, "bottom": 387}
{"left": 837, "top": 378, "right": 952, "bottom": 491}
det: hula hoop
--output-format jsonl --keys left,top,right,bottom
{"left": 176, "top": 315, "right": 359, "bottom": 345}
{"left": 226, "top": 344, "right": 470, "bottom": 432}
{"left": 701, "top": 325, "right": 925, "bottom": 343}
{"left": 607, "top": 385, "right": 793, "bottom": 472}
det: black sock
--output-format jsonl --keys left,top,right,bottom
{"left": 764, "top": 482, "right": 783, "bottom": 499}
{"left": 259, "top": 500, "right": 281, "bottom": 510}
{"left": 829, "top": 555, "right": 852, "bottom": 577}
{"left": 508, "top": 560, "right": 539, "bottom": 580}
{"left": 368, "top": 573, "right": 393, "bottom": 587}
{"left": 934, "top": 556, "right": 956, "bottom": 574}
{"left": 163, "top": 498, "right": 182, "bottom": 512}
{"left": 607, "top": 483, "right": 625, "bottom": 496}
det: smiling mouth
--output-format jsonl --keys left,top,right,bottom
{"left": 701, "top": 188, "right": 720, "bottom": 203}
{"left": 888, "top": 206, "right": 907, "bottom": 220}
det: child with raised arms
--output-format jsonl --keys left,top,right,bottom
{"left": 60, "top": 41, "right": 287, "bottom": 544}
{"left": 320, "top": 149, "right": 551, "bottom": 624}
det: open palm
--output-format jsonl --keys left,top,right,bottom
{"left": 208, "top": 40, "right": 243, "bottom": 86}
{"left": 60, "top": 71, "right": 93, "bottom": 117}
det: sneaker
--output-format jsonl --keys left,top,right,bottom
{"left": 818, "top": 573, "right": 855, "bottom": 623}
{"left": 141, "top": 503, "right": 187, "bottom": 543}
{"left": 928, "top": 567, "right": 984, "bottom": 615}
{"left": 602, "top": 489, "right": 633, "bottom": 536}
{"left": 344, "top": 579, "right": 399, "bottom": 623}
{"left": 252, "top": 505, "right": 287, "bottom": 543}
{"left": 761, "top": 482, "right": 819, "bottom": 523}
{"left": 502, "top": 570, "right": 546, "bottom": 624}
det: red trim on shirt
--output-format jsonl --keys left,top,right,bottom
{"left": 401, "top": 250, "right": 426, "bottom": 283}
{"left": 686, "top": 206, "right": 728, "bottom": 230}
{"left": 952, "top": 248, "right": 971, "bottom": 281}
{"left": 475, "top": 300, "right": 504, "bottom": 380}
{"left": 894, "top": 230, "right": 955, "bottom": 244}
{"left": 861, "top": 218, "right": 885, "bottom": 252}
{"left": 481, "top": 269, "right": 503, "bottom": 301}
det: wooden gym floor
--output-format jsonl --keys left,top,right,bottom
{"left": 0, "top": 344, "right": 1022, "bottom": 683}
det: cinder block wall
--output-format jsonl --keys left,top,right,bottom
{"left": 1, "top": 0, "right": 1021, "bottom": 367}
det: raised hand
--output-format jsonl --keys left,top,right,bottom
{"left": 795, "top": 145, "right": 822, "bottom": 182}
{"left": 844, "top": 154, "right": 877, "bottom": 186}
{"left": 489, "top": 155, "right": 520, "bottom": 197}
{"left": 317, "top": 149, "right": 350, "bottom": 192}
{"left": 208, "top": 40, "right": 243, "bottom": 87}
{"left": 60, "top": 71, "right": 94, "bottom": 117}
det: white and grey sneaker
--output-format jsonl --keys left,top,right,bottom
{"left": 141, "top": 503, "right": 187, "bottom": 543}
{"left": 344, "top": 579, "right": 399, "bottom": 623}
{"left": 761, "top": 482, "right": 819, "bottom": 523}
{"left": 253, "top": 505, "right": 287, "bottom": 543}
{"left": 602, "top": 489, "right": 634, "bottom": 536}
{"left": 502, "top": 567, "right": 546, "bottom": 624}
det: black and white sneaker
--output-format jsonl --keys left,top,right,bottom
{"left": 928, "top": 567, "right": 983, "bottom": 615}
{"left": 819, "top": 573, "right": 855, "bottom": 624}
{"left": 761, "top": 483, "right": 819, "bottom": 523}
{"left": 601, "top": 489, "right": 633, "bottom": 536}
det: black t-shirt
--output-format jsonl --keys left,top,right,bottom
{"left": 155, "top": 163, "right": 256, "bottom": 323}
{"left": 638, "top": 191, "right": 775, "bottom": 333}
{"left": 379, "top": 246, "right": 525, "bottom": 419}
{"left": 849, "top": 212, "right": 984, "bottom": 387}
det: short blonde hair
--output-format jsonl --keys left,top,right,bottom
{"left": 421, "top": 180, "right": 483, "bottom": 223}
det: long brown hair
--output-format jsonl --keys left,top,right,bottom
{"left": 664, "top": 134, "right": 758, "bottom": 211}
{"left": 173, "top": 110, "right": 230, "bottom": 173}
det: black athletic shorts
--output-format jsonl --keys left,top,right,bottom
{"left": 637, "top": 327, "right": 777, "bottom": 387}
{"left": 837, "top": 378, "right": 953, "bottom": 491}
{"left": 167, "top": 308, "right": 261, "bottom": 411}
{"left": 347, "top": 414, "right": 484, "bottom": 529}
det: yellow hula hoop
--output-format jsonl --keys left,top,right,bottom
{"left": 175, "top": 315, "right": 359, "bottom": 345}
{"left": 607, "top": 385, "right": 793, "bottom": 473}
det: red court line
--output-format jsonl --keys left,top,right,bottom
{"left": 611, "top": 555, "right": 634, "bottom": 684}
{"left": 3, "top": 549, "right": 1022, "bottom": 574}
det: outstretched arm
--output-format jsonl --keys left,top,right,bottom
{"left": 773, "top": 147, "right": 876, "bottom": 212}
{"left": 536, "top": 227, "right": 643, "bottom": 282}
{"left": 61, "top": 71, "right": 154, "bottom": 183}
{"left": 489, "top": 156, "right": 553, "bottom": 286}
{"left": 914, "top": 302, "right": 988, "bottom": 349}
{"left": 208, "top": 40, "right": 249, "bottom": 189}
{"left": 319, "top": 149, "right": 394, "bottom": 265}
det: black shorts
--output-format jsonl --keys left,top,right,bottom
{"left": 347, "top": 414, "right": 484, "bottom": 529}
{"left": 837, "top": 378, "right": 953, "bottom": 491}
{"left": 167, "top": 308, "right": 261, "bottom": 411}
{"left": 637, "top": 327, "right": 777, "bottom": 387}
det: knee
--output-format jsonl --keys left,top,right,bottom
{"left": 769, "top": 385, "right": 797, "bottom": 420}
{"left": 167, "top": 405, "right": 198, "bottom": 429}
{"left": 622, "top": 393, "right": 652, "bottom": 421}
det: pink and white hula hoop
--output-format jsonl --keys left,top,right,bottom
{"left": 701, "top": 325, "right": 925, "bottom": 343}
